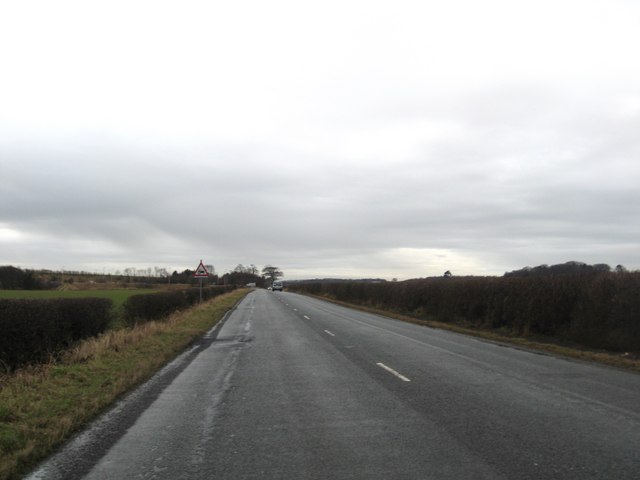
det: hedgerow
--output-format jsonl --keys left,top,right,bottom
{"left": 123, "top": 286, "right": 236, "bottom": 325}
{"left": 287, "top": 272, "right": 640, "bottom": 352}
{"left": 0, "top": 298, "right": 113, "bottom": 371}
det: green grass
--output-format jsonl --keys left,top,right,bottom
{"left": 0, "top": 288, "right": 249, "bottom": 480}
{"left": 0, "top": 289, "right": 158, "bottom": 309}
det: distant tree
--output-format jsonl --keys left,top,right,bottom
{"left": 505, "top": 261, "right": 613, "bottom": 277}
{"left": 0, "top": 266, "right": 23, "bottom": 289}
{"left": 154, "top": 266, "right": 167, "bottom": 277}
{"left": 232, "top": 264, "right": 258, "bottom": 275}
{"left": 168, "top": 269, "right": 197, "bottom": 284}
{"left": 23, "top": 270, "right": 41, "bottom": 289}
{"left": 444, "top": 270, "right": 452, "bottom": 278}
{"left": 616, "top": 264, "right": 628, "bottom": 273}
{"left": 262, "top": 265, "right": 283, "bottom": 282}
{"left": 221, "top": 264, "right": 264, "bottom": 286}
{"left": 0, "top": 266, "right": 43, "bottom": 289}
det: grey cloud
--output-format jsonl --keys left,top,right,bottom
{"left": 2, "top": 79, "right": 640, "bottom": 277}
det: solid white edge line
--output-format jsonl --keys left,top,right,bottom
{"left": 376, "top": 363, "right": 411, "bottom": 382}
{"left": 324, "top": 330, "right": 336, "bottom": 337}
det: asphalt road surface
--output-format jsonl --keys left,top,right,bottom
{"left": 28, "top": 289, "right": 640, "bottom": 479}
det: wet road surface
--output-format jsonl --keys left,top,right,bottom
{"left": 27, "top": 289, "right": 640, "bottom": 479}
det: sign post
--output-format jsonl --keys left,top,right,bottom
{"left": 193, "top": 260, "right": 209, "bottom": 302}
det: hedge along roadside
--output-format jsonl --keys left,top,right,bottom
{"left": 122, "top": 286, "right": 237, "bottom": 325}
{"left": 286, "top": 272, "right": 640, "bottom": 353}
{"left": 0, "top": 298, "right": 113, "bottom": 372}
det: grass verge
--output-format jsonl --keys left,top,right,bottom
{"left": 301, "top": 293, "right": 640, "bottom": 374}
{"left": 0, "top": 288, "right": 249, "bottom": 480}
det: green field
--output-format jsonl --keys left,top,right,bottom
{"left": 0, "top": 290, "right": 159, "bottom": 328}
{"left": 0, "top": 289, "right": 158, "bottom": 309}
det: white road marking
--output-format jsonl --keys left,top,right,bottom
{"left": 303, "top": 315, "right": 311, "bottom": 319}
{"left": 293, "top": 308, "right": 298, "bottom": 311}
{"left": 324, "top": 330, "right": 335, "bottom": 337}
{"left": 376, "top": 363, "right": 411, "bottom": 382}
{"left": 311, "top": 304, "right": 500, "bottom": 371}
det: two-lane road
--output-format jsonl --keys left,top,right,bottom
{"left": 29, "top": 290, "right": 640, "bottom": 479}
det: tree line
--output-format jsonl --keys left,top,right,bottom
{"left": 0, "top": 264, "right": 284, "bottom": 289}
{"left": 0, "top": 266, "right": 43, "bottom": 290}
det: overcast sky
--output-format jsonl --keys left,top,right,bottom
{"left": 1, "top": 0, "right": 639, "bottom": 280}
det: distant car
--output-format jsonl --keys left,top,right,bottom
{"left": 272, "top": 280, "right": 283, "bottom": 291}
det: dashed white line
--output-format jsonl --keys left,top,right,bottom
{"left": 376, "top": 363, "right": 411, "bottom": 382}
{"left": 303, "top": 315, "right": 311, "bottom": 320}
{"left": 324, "top": 330, "right": 335, "bottom": 337}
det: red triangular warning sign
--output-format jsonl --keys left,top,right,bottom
{"left": 193, "top": 260, "right": 209, "bottom": 277}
